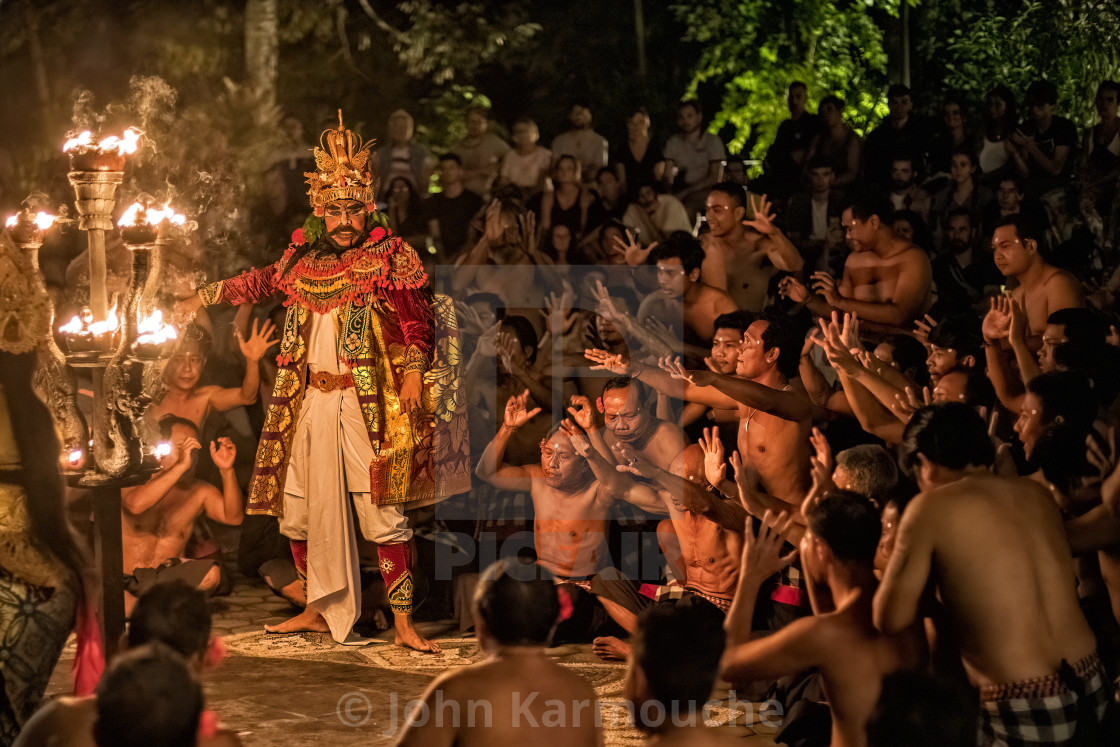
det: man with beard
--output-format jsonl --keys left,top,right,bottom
{"left": 621, "top": 181, "right": 691, "bottom": 244}
{"left": 637, "top": 232, "right": 736, "bottom": 346}
{"left": 550, "top": 103, "right": 609, "bottom": 187}
{"left": 887, "top": 155, "right": 932, "bottom": 225}
{"left": 700, "top": 183, "right": 803, "bottom": 313}
{"left": 930, "top": 208, "right": 1002, "bottom": 317}
{"left": 175, "top": 114, "right": 470, "bottom": 650}
{"left": 664, "top": 99, "right": 727, "bottom": 218}
{"left": 780, "top": 191, "right": 933, "bottom": 332}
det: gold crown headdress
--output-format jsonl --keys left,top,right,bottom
{"left": 305, "top": 110, "right": 378, "bottom": 212}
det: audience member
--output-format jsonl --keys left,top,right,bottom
{"left": 927, "top": 94, "right": 973, "bottom": 181}
{"left": 551, "top": 103, "right": 609, "bottom": 186}
{"left": 761, "top": 81, "right": 821, "bottom": 201}
{"left": 864, "top": 84, "right": 931, "bottom": 190}
{"left": 887, "top": 154, "right": 932, "bottom": 225}
{"left": 663, "top": 100, "right": 727, "bottom": 217}
{"left": 92, "top": 645, "right": 204, "bottom": 747}
{"left": 784, "top": 155, "right": 844, "bottom": 271}
{"left": 378, "top": 109, "right": 432, "bottom": 195}
{"left": 805, "top": 94, "right": 862, "bottom": 191}
{"left": 930, "top": 147, "right": 992, "bottom": 247}
{"left": 930, "top": 208, "right": 1002, "bottom": 317}
{"left": 538, "top": 155, "right": 595, "bottom": 238}
{"left": 1010, "top": 79, "right": 1079, "bottom": 198}
{"left": 384, "top": 175, "right": 429, "bottom": 249}
{"left": 612, "top": 108, "right": 663, "bottom": 200}
{"left": 1078, "top": 81, "right": 1120, "bottom": 243}
{"left": 498, "top": 117, "right": 552, "bottom": 197}
{"left": 621, "top": 181, "right": 691, "bottom": 244}
{"left": 981, "top": 174, "right": 1025, "bottom": 239}
{"left": 395, "top": 557, "right": 601, "bottom": 747}
{"left": 976, "top": 85, "right": 1020, "bottom": 186}
{"left": 640, "top": 232, "right": 737, "bottom": 343}
{"left": 454, "top": 106, "right": 511, "bottom": 198}
{"left": 427, "top": 153, "right": 485, "bottom": 260}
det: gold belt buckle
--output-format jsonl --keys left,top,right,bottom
{"left": 311, "top": 371, "right": 333, "bottom": 392}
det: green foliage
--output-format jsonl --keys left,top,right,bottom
{"left": 926, "top": 0, "right": 1120, "bottom": 128}
{"left": 673, "top": 0, "right": 896, "bottom": 172}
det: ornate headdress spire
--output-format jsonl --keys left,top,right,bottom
{"left": 305, "top": 110, "right": 378, "bottom": 211}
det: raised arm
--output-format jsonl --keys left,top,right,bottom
{"left": 209, "top": 318, "right": 280, "bottom": 412}
{"left": 616, "top": 444, "right": 746, "bottom": 532}
{"left": 122, "top": 437, "right": 198, "bottom": 515}
{"left": 203, "top": 437, "right": 244, "bottom": 525}
{"left": 663, "top": 358, "right": 811, "bottom": 422}
{"left": 743, "top": 194, "right": 804, "bottom": 274}
{"left": 475, "top": 390, "right": 540, "bottom": 492}
{"left": 561, "top": 421, "right": 666, "bottom": 515}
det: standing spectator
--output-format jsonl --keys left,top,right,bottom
{"left": 377, "top": 110, "right": 432, "bottom": 195}
{"left": 976, "top": 85, "right": 1020, "bottom": 187}
{"left": 612, "top": 107, "right": 663, "bottom": 201}
{"left": 927, "top": 94, "right": 973, "bottom": 184}
{"left": 805, "top": 95, "right": 862, "bottom": 191}
{"left": 930, "top": 147, "right": 992, "bottom": 249}
{"left": 497, "top": 117, "right": 551, "bottom": 198}
{"left": 550, "top": 102, "right": 609, "bottom": 186}
{"left": 454, "top": 106, "right": 510, "bottom": 198}
{"left": 1009, "top": 79, "right": 1079, "bottom": 199}
{"left": 663, "top": 99, "right": 727, "bottom": 218}
{"left": 762, "top": 81, "right": 821, "bottom": 202}
{"left": 887, "top": 154, "right": 933, "bottom": 225}
{"left": 426, "top": 153, "right": 485, "bottom": 260}
{"left": 864, "top": 84, "right": 933, "bottom": 190}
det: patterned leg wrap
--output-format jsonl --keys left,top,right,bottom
{"left": 378, "top": 542, "right": 413, "bottom": 615}
{"left": 290, "top": 540, "right": 308, "bottom": 589}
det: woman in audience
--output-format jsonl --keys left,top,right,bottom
{"left": 976, "top": 85, "right": 1019, "bottom": 186}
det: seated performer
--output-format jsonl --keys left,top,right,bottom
{"left": 121, "top": 416, "right": 242, "bottom": 614}
{"left": 175, "top": 113, "right": 470, "bottom": 650}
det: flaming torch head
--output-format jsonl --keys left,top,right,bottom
{"left": 5, "top": 209, "right": 56, "bottom": 250}
{"left": 64, "top": 127, "right": 142, "bottom": 172}
{"left": 119, "top": 199, "right": 186, "bottom": 246}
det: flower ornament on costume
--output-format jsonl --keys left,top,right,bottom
{"left": 304, "top": 109, "right": 379, "bottom": 209}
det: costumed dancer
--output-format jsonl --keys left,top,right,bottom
{"left": 175, "top": 113, "right": 470, "bottom": 650}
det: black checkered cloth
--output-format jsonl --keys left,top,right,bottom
{"left": 978, "top": 652, "right": 1111, "bottom": 746}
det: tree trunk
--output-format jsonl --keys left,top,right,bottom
{"left": 244, "top": 0, "right": 279, "bottom": 111}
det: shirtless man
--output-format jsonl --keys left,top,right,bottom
{"left": 121, "top": 416, "right": 244, "bottom": 614}
{"left": 395, "top": 557, "right": 601, "bottom": 747}
{"left": 678, "top": 311, "right": 753, "bottom": 440}
{"left": 780, "top": 191, "right": 932, "bottom": 332}
{"left": 590, "top": 313, "right": 811, "bottom": 510}
{"left": 625, "top": 604, "right": 739, "bottom": 746}
{"left": 583, "top": 443, "right": 745, "bottom": 661}
{"left": 595, "top": 377, "right": 688, "bottom": 473}
{"left": 991, "top": 213, "right": 1083, "bottom": 347}
{"left": 147, "top": 320, "right": 277, "bottom": 430}
{"left": 722, "top": 499, "right": 926, "bottom": 747}
{"left": 639, "top": 232, "right": 737, "bottom": 344}
{"left": 476, "top": 391, "right": 654, "bottom": 642}
{"left": 700, "top": 184, "right": 803, "bottom": 312}
{"left": 875, "top": 403, "right": 1109, "bottom": 745}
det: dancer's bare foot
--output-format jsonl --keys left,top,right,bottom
{"left": 264, "top": 607, "right": 330, "bottom": 634}
{"left": 393, "top": 612, "right": 441, "bottom": 653}
{"left": 592, "top": 636, "right": 630, "bottom": 661}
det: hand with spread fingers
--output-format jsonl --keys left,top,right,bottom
{"left": 740, "top": 509, "right": 798, "bottom": 582}
{"left": 697, "top": 426, "right": 727, "bottom": 488}
{"left": 503, "top": 389, "right": 541, "bottom": 429}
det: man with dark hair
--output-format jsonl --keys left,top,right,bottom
{"left": 641, "top": 232, "right": 737, "bottom": 343}
{"left": 781, "top": 190, "right": 933, "bottom": 330}
{"left": 664, "top": 100, "right": 727, "bottom": 217}
{"left": 877, "top": 403, "right": 1109, "bottom": 747}
{"left": 701, "top": 182, "right": 803, "bottom": 312}
{"left": 120, "top": 417, "right": 242, "bottom": 613}
{"left": 925, "top": 313, "right": 982, "bottom": 386}
{"left": 427, "top": 152, "right": 485, "bottom": 259}
{"left": 785, "top": 154, "right": 844, "bottom": 270}
{"left": 722, "top": 499, "right": 927, "bottom": 747}
{"left": 1010, "top": 79, "right": 1079, "bottom": 196}
{"left": 931, "top": 207, "right": 1003, "bottom": 317}
{"left": 678, "top": 311, "right": 755, "bottom": 438}
{"left": 887, "top": 154, "right": 932, "bottom": 224}
{"left": 93, "top": 645, "right": 203, "bottom": 747}
{"left": 761, "top": 81, "right": 822, "bottom": 202}
{"left": 990, "top": 213, "right": 1083, "bottom": 341}
{"left": 550, "top": 102, "right": 608, "bottom": 186}
{"left": 864, "top": 84, "right": 932, "bottom": 189}
{"left": 454, "top": 106, "right": 510, "bottom": 197}
{"left": 625, "top": 602, "right": 735, "bottom": 743}
{"left": 621, "top": 180, "right": 691, "bottom": 243}
{"left": 396, "top": 557, "right": 601, "bottom": 747}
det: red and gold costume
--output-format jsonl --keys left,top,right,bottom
{"left": 195, "top": 115, "right": 469, "bottom": 642}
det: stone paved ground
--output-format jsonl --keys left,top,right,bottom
{"left": 46, "top": 568, "right": 780, "bottom": 745}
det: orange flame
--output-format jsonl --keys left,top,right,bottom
{"left": 63, "top": 127, "right": 142, "bottom": 155}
